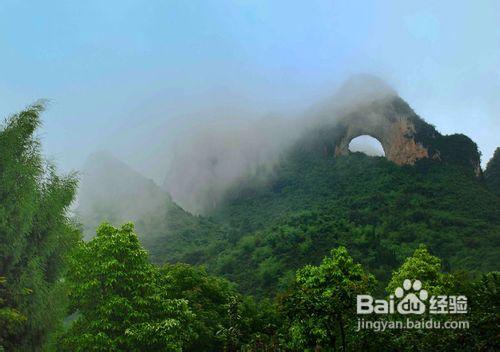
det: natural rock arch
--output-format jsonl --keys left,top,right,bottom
{"left": 332, "top": 98, "right": 430, "bottom": 165}
{"left": 312, "top": 75, "right": 481, "bottom": 173}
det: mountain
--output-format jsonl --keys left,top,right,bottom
{"left": 485, "top": 147, "right": 500, "bottom": 196}
{"left": 76, "top": 152, "right": 223, "bottom": 261}
{"left": 203, "top": 152, "right": 498, "bottom": 295}
{"left": 149, "top": 79, "right": 499, "bottom": 296}
{"left": 161, "top": 75, "right": 483, "bottom": 217}
{"left": 77, "top": 78, "right": 499, "bottom": 298}
{"left": 76, "top": 151, "right": 171, "bottom": 238}
{"left": 310, "top": 76, "right": 482, "bottom": 174}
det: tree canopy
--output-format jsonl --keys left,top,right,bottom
{"left": 0, "top": 103, "right": 79, "bottom": 351}
{"left": 60, "top": 223, "right": 195, "bottom": 351}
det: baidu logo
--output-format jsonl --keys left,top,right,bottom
{"left": 357, "top": 279, "right": 467, "bottom": 315}
{"left": 394, "top": 279, "right": 428, "bottom": 314}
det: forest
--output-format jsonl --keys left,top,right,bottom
{"left": 1, "top": 103, "right": 499, "bottom": 351}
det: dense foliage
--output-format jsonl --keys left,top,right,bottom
{"left": 138, "top": 203, "right": 223, "bottom": 265}
{"left": 168, "top": 148, "right": 499, "bottom": 296}
{"left": 485, "top": 148, "right": 500, "bottom": 196}
{"left": 102, "top": 106, "right": 497, "bottom": 300}
{"left": 2, "top": 103, "right": 498, "bottom": 351}
{"left": 276, "top": 246, "right": 499, "bottom": 351}
{"left": 60, "top": 228, "right": 498, "bottom": 351}
{"left": 60, "top": 223, "right": 278, "bottom": 352}
{"left": 279, "top": 247, "right": 375, "bottom": 350}
{"left": 158, "top": 263, "right": 238, "bottom": 351}
{"left": 0, "top": 104, "right": 79, "bottom": 351}
{"left": 59, "top": 223, "right": 195, "bottom": 351}
{"left": 379, "top": 247, "right": 499, "bottom": 352}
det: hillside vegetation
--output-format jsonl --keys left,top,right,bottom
{"left": 485, "top": 147, "right": 500, "bottom": 196}
{"left": 2, "top": 101, "right": 499, "bottom": 351}
{"left": 145, "top": 139, "right": 499, "bottom": 296}
{"left": 81, "top": 98, "right": 499, "bottom": 299}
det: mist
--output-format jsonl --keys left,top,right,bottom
{"left": 2, "top": 3, "right": 499, "bottom": 350}
{"left": 1, "top": 1, "right": 498, "bottom": 215}
{"left": 160, "top": 74, "right": 397, "bottom": 213}
{"left": 162, "top": 114, "right": 302, "bottom": 213}
{"left": 75, "top": 71, "right": 492, "bottom": 218}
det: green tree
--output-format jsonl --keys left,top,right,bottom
{"left": 0, "top": 103, "right": 80, "bottom": 351}
{"left": 159, "top": 263, "right": 237, "bottom": 351}
{"left": 462, "top": 272, "right": 499, "bottom": 350}
{"left": 384, "top": 247, "right": 498, "bottom": 351}
{"left": 59, "top": 223, "right": 195, "bottom": 351}
{"left": 281, "top": 246, "right": 375, "bottom": 351}
{"left": 159, "top": 263, "right": 279, "bottom": 351}
{"left": 383, "top": 246, "right": 450, "bottom": 351}
{"left": 386, "top": 245, "right": 449, "bottom": 296}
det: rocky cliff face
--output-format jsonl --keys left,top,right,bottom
{"left": 332, "top": 96, "right": 433, "bottom": 166}
{"left": 321, "top": 77, "right": 482, "bottom": 175}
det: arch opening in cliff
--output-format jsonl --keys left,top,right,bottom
{"left": 348, "top": 135, "right": 386, "bottom": 157}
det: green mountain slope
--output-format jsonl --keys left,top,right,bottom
{"left": 79, "top": 93, "right": 499, "bottom": 299}
{"left": 158, "top": 93, "right": 499, "bottom": 296}
{"left": 198, "top": 149, "right": 499, "bottom": 295}
{"left": 485, "top": 147, "right": 500, "bottom": 196}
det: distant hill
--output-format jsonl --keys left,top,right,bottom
{"left": 76, "top": 152, "right": 223, "bottom": 261}
{"left": 76, "top": 151, "right": 171, "bottom": 239}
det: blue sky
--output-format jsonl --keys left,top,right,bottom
{"left": 1, "top": 0, "right": 498, "bottom": 176}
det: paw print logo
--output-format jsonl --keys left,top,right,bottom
{"left": 395, "top": 279, "right": 428, "bottom": 315}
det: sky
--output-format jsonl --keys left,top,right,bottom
{"left": 1, "top": 0, "right": 499, "bottom": 181}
